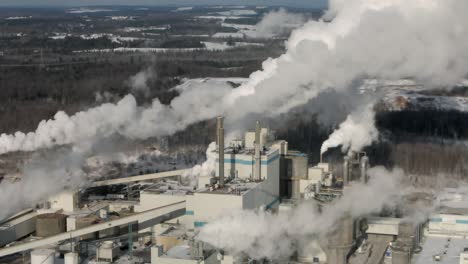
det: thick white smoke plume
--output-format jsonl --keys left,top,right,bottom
{"left": 198, "top": 167, "right": 405, "bottom": 259}
{"left": 1, "top": 0, "right": 468, "bottom": 155}
{"left": 0, "top": 150, "right": 87, "bottom": 219}
{"left": 0, "top": 0, "right": 468, "bottom": 218}
{"left": 320, "top": 103, "right": 378, "bottom": 154}
{"left": 128, "top": 66, "right": 155, "bottom": 96}
{"left": 182, "top": 142, "right": 217, "bottom": 186}
{"left": 254, "top": 8, "right": 306, "bottom": 38}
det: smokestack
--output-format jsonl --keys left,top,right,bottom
{"left": 360, "top": 155, "right": 369, "bottom": 184}
{"left": 254, "top": 121, "right": 261, "bottom": 181}
{"left": 217, "top": 117, "right": 225, "bottom": 187}
{"left": 343, "top": 156, "right": 349, "bottom": 185}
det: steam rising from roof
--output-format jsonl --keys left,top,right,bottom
{"left": 198, "top": 167, "right": 405, "bottom": 259}
{"left": 0, "top": 0, "right": 467, "bottom": 219}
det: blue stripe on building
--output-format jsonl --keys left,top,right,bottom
{"left": 219, "top": 154, "right": 280, "bottom": 166}
{"left": 185, "top": 210, "right": 194, "bottom": 215}
{"left": 266, "top": 197, "right": 280, "bottom": 209}
{"left": 456, "top": 220, "right": 468, "bottom": 224}
{"left": 430, "top": 218, "right": 442, "bottom": 222}
{"left": 194, "top": 221, "right": 207, "bottom": 227}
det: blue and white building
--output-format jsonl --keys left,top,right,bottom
{"left": 187, "top": 124, "right": 285, "bottom": 229}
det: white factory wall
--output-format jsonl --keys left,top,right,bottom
{"left": 317, "top": 163, "right": 331, "bottom": 173}
{"left": 429, "top": 214, "right": 468, "bottom": 235}
{"left": 135, "top": 192, "right": 188, "bottom": 229}
{"left": 299, "top": 179, "right": 316, "bottom": 193}
{"left": 186, "top": 193, "right": 243, "bottom": 228}
{"left": 244, "top": 132, "right": 256, "bottom": 149}
{"left": 244, "top": 128, "right": 269, "bottom": 150}
{"left": 308, "top": 167, "right": 324, "bottom": 183}
{"left": 243, "top": 154, "right": 280, "bottom": 210}
{"left": 135, "top": 193, "right": 186, "bottom": 212}
{"left": 460, "top": 252, "right": 468, "bottom": 264}
{"left": 216, "top": 149, "right": 280, "bottom": 180}
{"left": 270, "top": 140, "right": 288, "bottom": 155}
{"left": 48, "top": 191, "right": 78, "bottom": 212}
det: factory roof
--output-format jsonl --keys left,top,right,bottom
{"left": 219, "top": 145, "right": 278, "bottom": 156}
{"left": 142, "top": 180, "right": 194, "bottom": 195}
{"left": 435, "top": 188, "right": 468, "bottom": 214}
{"left": 160, "top": 226, "right": 189, "bottom": 238}
{"left": 198, "top": 180, "right": 260, "bottom": 195}
{"left": 163, "top": 244, "right": 192, "bottom": 260}
{"left": 414, "top": 236, "right": 468, "bottom": 264}
{"left": 0, "top": 210, "right": 36, "bottom": 230}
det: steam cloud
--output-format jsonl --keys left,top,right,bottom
{"left": 1, "top": 0, "right": 467, "bottom": 155}
{"left": 320, "top": 103, "right": 378, "bottom": 154}
{"left": 182, "top": 142, "right": 217, "bottom": 186}
{"left": 253, "top": 8, "right": 306, "bottom": 38}
{"left": 128, "top": 65, "right": 156, "bottom": 96}
{"left": 1, "top": 0, "right": 468, "bottom": 217}
{"left": 198, "top": 167, "right": 406, "bottom": 259}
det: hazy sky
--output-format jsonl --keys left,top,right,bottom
{"left": 0, "top": 0, "right": 327, "bottom": 8}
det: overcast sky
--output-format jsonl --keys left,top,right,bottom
{"left": 0, "top": 0, "right": 327, "bottom": 8}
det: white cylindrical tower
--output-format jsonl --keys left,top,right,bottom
{"left": 217, "top": 116, "right": 225, "bottom": 187}
{"left": 343, "top": 156, "right": 350, "bottom": 185}
{"left": 254, "top": 121, "right": 261, "bottom": 181}
{"left": 31, "top": 249, "right": 55, "bottom": 264}
{"left": 360, "top": 156, "right": 369, "bottom": 183}
{"left": 64, "top": 252, "right": 79, "bottom": 264}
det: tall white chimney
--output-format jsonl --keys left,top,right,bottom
{"left": 343, "top": 156, "right": 350, "bottom": 185}
{"left": 254, "top": 121, "right": 261, "bottom": 181}
{"left": 360, "top": 155, "right": 369, "bottom": 183}
{"left": 217, "top": 117, "right": 225, "bottom": 187}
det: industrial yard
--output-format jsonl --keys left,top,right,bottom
{"left": 0, "top": 117, "right": 465, "bottom": 264}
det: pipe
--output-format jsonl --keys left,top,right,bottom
{"left": 343, "top": 156, "right": 350, "bottom": 185}
{"left": 360, "top": 156, "right": 369, "bottom": 184}
{"left": 254, "top": 121, "right": 261, "bottom": 181}
{"left": 217, "top": 117, "right": 225, "bottom": 187}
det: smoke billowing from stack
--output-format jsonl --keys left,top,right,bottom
{"left": 198, "top": 167, "right": 407, "bottom": 259}
{"left": 217, "top": 117, "right": 225, "bottom": 187}
{"left": 1, "top": 0, "right": 467, "bottom": 156}
{"left": 0, "top": 0, "right": 467, "bottom": 217}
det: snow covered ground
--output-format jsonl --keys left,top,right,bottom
{"left": 174, "top": 77, "right": 248, "bottom": 93}
{"left": 5, "top": 16, "right": 32, "bottom": 20}
{"left": 107, "top": 16, "right": 135, "bottom": 21}
{"left": 173, "top": 7, "right": 193, "bottom": 12}
{"left": 122, "top": 26, "right": 170, "bottom": 32}
{"left": 73, "top": 41, "right": 263, "bottom": 53}
{"left": 360, "top": 79, "right": 468, "bottom": 112}
{"left": 66, "top": 8, "right": 115, "bottom": 14}
{"left": 214, "top": 10, "right": 257, "bottom": 16}
{"left": 195, "top": 15, "right": 248, "bottom": 21}
{"left": 212, "top": 32, "right": 245, "bottom": 38}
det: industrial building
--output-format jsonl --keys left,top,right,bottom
{"left": 0, "top": 116, "right": 461, "bottom": 264}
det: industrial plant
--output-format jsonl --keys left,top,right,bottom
{"left": 0, "top": 116, "right": 463, "bottom": 264}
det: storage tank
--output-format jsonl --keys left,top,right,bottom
{"left": 360, "top": 156, "right": 369, "bottom": 183}
{"left": 398, "top": 222, "right": 415, "bottom": 247}
{"left": 31, "top": 249, "right": 55, "bottom": 264}
{"left": 391, "top": 243, "right": 411, "bottom": 264}
{"left": 325, "top": 214, "right": 354, "bottom": 264}
{"left": 36, "top": 213, "right": 66, "bottom": 237}
{"left": 64, "top": 252, "right": 79, "bottom": 264}
{"left": 291, "top": 179, "right": 301, "bottom": 200}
